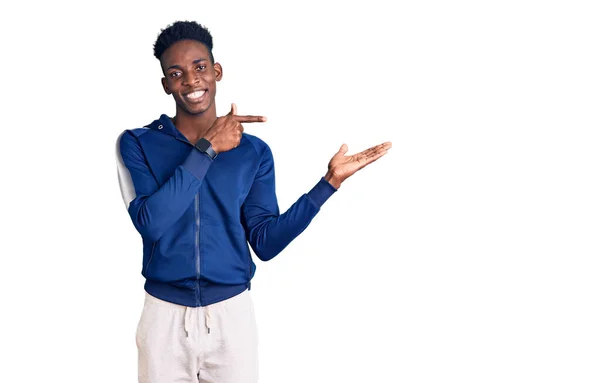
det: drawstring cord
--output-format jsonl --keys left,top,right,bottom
{"left": 184, "top": 306, "right": 192, "bottom": 338}
{"left": 183, "top": 305, "right": 212, "bottom": 337}
{"left": 205, "top": 306, "right": 211, "bottom": 334}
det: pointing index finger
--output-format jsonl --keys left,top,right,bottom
{"left": 233, "top": 115, "right": 267, "bottom": 123}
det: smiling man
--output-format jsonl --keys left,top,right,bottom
{"left": 116, "top": 20, "right": 392, "bottom": 383}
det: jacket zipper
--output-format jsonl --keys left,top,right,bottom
{"left": 195, "top": 192, "right": 201, "bottom": 306}
{"left": 173, "top": 133, "right": 202, "bottom": 306}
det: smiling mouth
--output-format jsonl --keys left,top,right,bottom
{"left": 184, "top": 90, "right": 207, "bottom": 102}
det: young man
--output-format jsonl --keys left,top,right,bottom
{"left": 116, "top": 21, "right": 392, "bottom": 383}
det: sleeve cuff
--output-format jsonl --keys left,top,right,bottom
{"left": 181, "top": 148, "right": 214, "bottom": 180}
{"left": 306, "top": 177, "right": 338, "bottom": 208}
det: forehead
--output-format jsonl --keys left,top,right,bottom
{"left": 160, "top": 39, "right": 210, "bottom": 69}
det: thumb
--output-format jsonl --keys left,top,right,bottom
{"left": 227, "top": 103, "right": 237, "bottom": 116}
{"left": 337, "top": 143, "right": 348, "bottom": 156}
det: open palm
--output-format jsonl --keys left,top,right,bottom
{"left": 327, "top": 141, "right": 392, "bottom": 183}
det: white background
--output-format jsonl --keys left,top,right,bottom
{"left": 1, "top": 0, "right": 599, "bottom": 382}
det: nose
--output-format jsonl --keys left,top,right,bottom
{"left": 182, "top": 70, "right": 199, "bottom": 86}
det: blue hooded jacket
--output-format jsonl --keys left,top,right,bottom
{"left": 116, "top": 114, "right": 336, "bottom": 306}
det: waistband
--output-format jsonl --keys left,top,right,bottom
{"left": 144, "top": 278, "right": 250, "bottom": 307}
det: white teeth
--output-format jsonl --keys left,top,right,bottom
{"left": 185, "top": 90, "right": 205, "bottom": 100}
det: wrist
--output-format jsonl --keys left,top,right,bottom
{"left": 202, "top": 135, "right": 220, "bottom": 154}
{"left": 195, "top": 138, "right": 219, "bottom": 159}
{"left": 324, "top": 170, "right": 343, "bottom": 189}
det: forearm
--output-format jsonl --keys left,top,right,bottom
{"left": 246, "top": 178, "right": 337, "bottom": 261}
{"left": 128, "top": 167, "right": 201, "bottom": 241}
{"left": 121, "top": 145, "right": 213, "bottom": 241}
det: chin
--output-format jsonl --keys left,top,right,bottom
{"left": 191, "top": 106, "right": 211, "bottom": 116}
{"left": 178, "top": 101, "right": 210, "bottom": 116}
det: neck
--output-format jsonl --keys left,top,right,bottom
{"left": 172, "top": 106, "right": 217, "bottom": 145}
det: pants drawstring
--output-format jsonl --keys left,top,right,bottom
{"left": 184, "top": 305, "right": 211, "bottom": 336}
{"left": 184, "top": 306, "right": 192, "bottom": 338}
{"left": 205, "top": 306, "right": 211, "bottom": 334}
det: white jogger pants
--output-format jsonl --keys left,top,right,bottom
{"left": 136, "top": 290, "right": 259, "bottom": 383}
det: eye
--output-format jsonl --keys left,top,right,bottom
{"left": 196, "top": 65, "right": 206, "bottom": 71}
{"left": 169, "top": 71, "right": 181, "bottom": 78}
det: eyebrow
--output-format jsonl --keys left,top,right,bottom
{"left": 166, "top": 59, "right": 207, "bottom": 71}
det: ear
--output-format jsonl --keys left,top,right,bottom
{"left": 214, "top": 62, "right": 223, "bottom": 82}
{"left": 161, "top": 77, "right": 171, "bottom": 95}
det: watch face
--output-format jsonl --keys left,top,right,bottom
{"left": 196, "top": 138, "right": 211, "bottom": 152}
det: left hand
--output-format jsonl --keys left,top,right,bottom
{"left": 325, "top": 141, "right": 392, "bottom": 188}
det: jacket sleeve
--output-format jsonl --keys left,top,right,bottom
{"left": 241, "top": 145, "right": 337, "bottom": 261}
{"left": 116, "top": 130, "right": 213, "bottom": 241}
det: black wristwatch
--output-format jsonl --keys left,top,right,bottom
{"left": 195, "top": 138, "right": 218, "bottom": 160}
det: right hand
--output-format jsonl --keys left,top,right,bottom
{"left": 204, "top": 103, "right": 266, "bottom": 153}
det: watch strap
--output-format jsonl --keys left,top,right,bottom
{"left": 195, "top": 138, "right": 218, "bottom": 160}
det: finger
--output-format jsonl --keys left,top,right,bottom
{"left": 354, "top": 146, "right": 379, "bottom": 159}
{"left": 233, "top": 115, "right": 267, "bottom": 123}
{"left": 338, "top": 144, "right": 348, "bottom": 155}
{"left": 357, "top": 141, "right": 392, "bottom": 157}
{"left": 227, "top": 103, "right": 237, "bottom": 116}
{"left": 358, "top": 149, "right": 389, "bottom": 169}
{"left": 356, "top": 145, "right": 389, "bottom": 163}
{"left": 365, "top": 147, "right": 389, "bottom": 161}
{"left": 367, "top": 142, "right": 392, "bottom": 153}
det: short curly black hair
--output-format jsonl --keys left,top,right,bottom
{"left": 153, "top": 21, "right": 214, "bottom": 63}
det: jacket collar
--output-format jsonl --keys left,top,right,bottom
{"left": 146, "top": 114, "right": 190, "bottom": 143}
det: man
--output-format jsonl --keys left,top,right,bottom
{"left": 116, "top": 20, "right": 392, "bottom": 383}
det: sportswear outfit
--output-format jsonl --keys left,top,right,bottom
{"left": 116, "top": 114, "right": 336, "bottom": 382}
